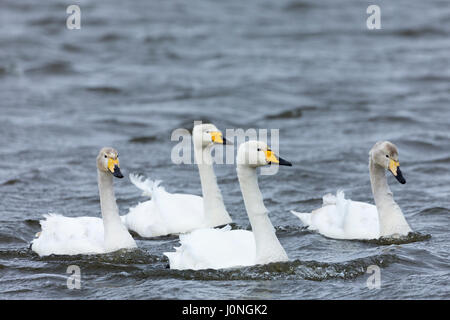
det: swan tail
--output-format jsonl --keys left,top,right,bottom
{"left": 321, "top": 190, "right": 346, "bottom": 205}
{"left": 290, "top": 210, "right": 311, "bottom": 226}
{"left": 129, "top": 173, "right": 164, "bottom": 198}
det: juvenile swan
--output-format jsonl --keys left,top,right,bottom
{"left": 164, "top": 140, "right": 292, "bottom": 270}
{"left": 291, "top": 141, "right": 412, "bottom": 239}
{"left": 31, "top": 148, "right": 137, "bottom": 256}
{"left": 121, "top": 123, "right": 233, "bottom": 237}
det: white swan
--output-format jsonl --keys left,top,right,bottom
{"left": 121, "top": 123, "right": 233, "bottom": 237}
{"left": 164, "top": 140, "right": 292, "bottom": 270}
{"left": 291, "top": 141, "right": 412, "bottom": 240}
{"left": 31, "top": 148, "right": 137, "bottom": 256}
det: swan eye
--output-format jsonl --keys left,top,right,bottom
{"left": 386, "top": 155, "right": 389, "bottom": 158}
{"left": 104, "top": 155, "right": 108, "bottom": 159}
{"left": 257, "top": 148, "right": 261, "bottom": 151}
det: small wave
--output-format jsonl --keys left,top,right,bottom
{"left": 265, "top": 106, "right": 316, "bottom": 120}
{"left": 35, "top": 248, "right": 160, "bottom": 265}
{"left": 362, "top": 232, "right": 431, "bottom": 246}
{"left": 398, "top": 139, "right": 440, "bottom": 150}
{"left": 129, "top": 231, "right": 179, "bottom": 241}
{"left": 407, "top": 75, "right": 450, "bottom": 83}
{"left": 275, "top": 225, "right": 311, "bottom": 237}
{"left": 1, "top": 179, "right": 21, "bottom": 186}
{"left": 24, "top": 219, "right": 41, "bottom": 228}
{"left": 0, "top": 64, "right": 15, "bottom": 77}
{"left": 27, "top": 61, "right": 74, "bottom": 75}
{"left": 129, "top": 136, "right": 158, "bottom": 144}
{"left": 0, "top": 234, "right": 28, "bottom": 244}
{"left": 85, "top": 86, "right": 122, "bottom": 94}
{"left": 391, "top": 27, "right": 448, "bottom": 38}
{"left": 418, "top": 207, "right": 449, "bottom": 216}
{"left": 154, "top": 253, "right": 398, "bottom": 281}
{"left": 284, "top": 1, "right": 315, "bottom": 11}
{"left": 144, "top": 34, "right": 176, "bottom": 43}
{"left": 97, "top": 118, "right": 148, "bottom": 128}
{"left": 28, "top": 16, "right": 64, "bottom": 27}
{"left": 0, "top": 248, "right": 34, "bottom": 259}
{"left": 98, "top": 33, "right": 124, "bottom": 42}
{"left": 61, "top": 43, "right": 84, "bottom": 53}
{"left": 368, "top": 114, "right": 418, "bottom": 123}
{"left": 429, "top": 156, "right": 450, "bottom": 164}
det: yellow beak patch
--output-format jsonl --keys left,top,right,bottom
{"left": 210, "top": 131, "right": 224, "bottom": 144}
{"left": 389, "top": 159, "right": 400, "bottom": 176}
{"left": 107, "top": 158, "right": 120, "bottom": 173}
{"left": 265, "top": 150, "right": 279, "bottom": 164}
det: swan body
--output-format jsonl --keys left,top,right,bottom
{"left": 31, "top": 148, "right": 137, "bottom": 256}
{"left": 121, "top": 175, "right": 205, "bottom": 237}
{"left": 122, "top": 123, "right": 232, "bottom": 237}
{"left": 165, "top": 140, "right": 292, "bottom": 270}
{"left": 291, "top": 141, "right": 412, "bottom": 240}
{"left": 292, "top": 191, "right": 380, "bottom": 240}
{"left": 165, "top": 225, "right": 256, "bottom": 270}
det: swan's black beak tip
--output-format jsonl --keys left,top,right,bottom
{"left": 222, "top": 137, "right": 232, "bottom": 145}
{"left": 112, "top": 165, "right": 124, "bottom": 179}
{"left": 279, "top": 157, "right": 292, "bottom": 167}
{"left": 394, "top": 167, "right": 406, "bottom": 184}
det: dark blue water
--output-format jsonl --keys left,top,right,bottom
{"left": 0, "top": 0, "right": 449, "bottom": 299}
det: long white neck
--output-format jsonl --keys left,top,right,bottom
{"left": 369, "top": 159, "right": 411, "bottom": 237}
{"left": 237, "top": 165, "right": 288, "bottom": 264}
{"left": 194, "top": 143, "right": 232, "bottom": 227}
{"left": 98, "top": 170, "right": 136, "bottom": 252}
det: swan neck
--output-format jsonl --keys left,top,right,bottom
{"left": 369, "top": 159, "right": 411, "bottom": 237}
{"left": 369, "top": 160, "right": 392, "bottom": 206}
{"left": 237, "top": 165, "right": 288, "bottom": 263}
{"left": 97, "top": 170, "right": 131, "bottom": 248}
{"left": 194, "top": 143, "right": 231, "bottom": 227}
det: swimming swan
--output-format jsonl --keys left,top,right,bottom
{"left": 291, "top": 141, "right": 412, "bottom": 240}
{"left": 121, "top": 123, "right": 233, "bottom": 237}
{"left": 164, "top": 140, "right": 292, "bottom": 270}
{"left": 31, "top": 147, "right": 137, "bottom": 256}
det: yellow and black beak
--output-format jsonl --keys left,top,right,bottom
{"left": 210, "top": 131, "right": 231, "bottom": 145}
{"left": 265, "top": 150, "right": 292, "bottom": 166}
{"left": 388, "top": 159, "right": 405, "bottom": 184}
{"left": 107, "top": 158, "right": 123, "bottom": 178}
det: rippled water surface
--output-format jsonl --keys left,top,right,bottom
{"left": 0, "top": 0, "right": 449, "bottom": 299}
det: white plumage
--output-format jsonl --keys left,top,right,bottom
{"left": 164, "top": 225, "right": 256, "bottom": 270}
{"left": 290, "top": 141, "right": 412, "bottom": 240}
{"left": 291, "top": 191, "right": 380, "bottom": 240}
{"left": 31, "top": 147, "right": 137, "bottom": 256}
{"left": 121, "top": 174, "right": 207, "bottom": 237}
{"left": 121, "top": 123, "right": 232, "bottom": 237}
{"left": 164, "top": 141, "right": 291, "bottom": 270}
{"left": 32, "top": 214, "right": 106, "bottom": 256}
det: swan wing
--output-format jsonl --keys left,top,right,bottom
{"left": 31, "top": 214, "right": 105, "bottom": 256}
{"left": 291, "top": 191, "right": 379, "bottom": 240}
{"left": 164, "top": 226, "right": 256, "bottom": 270}
{"left": 123, "top": 175, "right": 205, "bottom": 237}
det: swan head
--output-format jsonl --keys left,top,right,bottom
{"left": 370, "top": 141, "right": 405, "bottom": 184}
{"left": 192, "top": 123, "right": 230, "bottom": 148}
{"left": 97, "top": 147, "right": 123, "bottom": 178}
{"left": 237, "top": 140, "right": 292, "bottom": 168}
